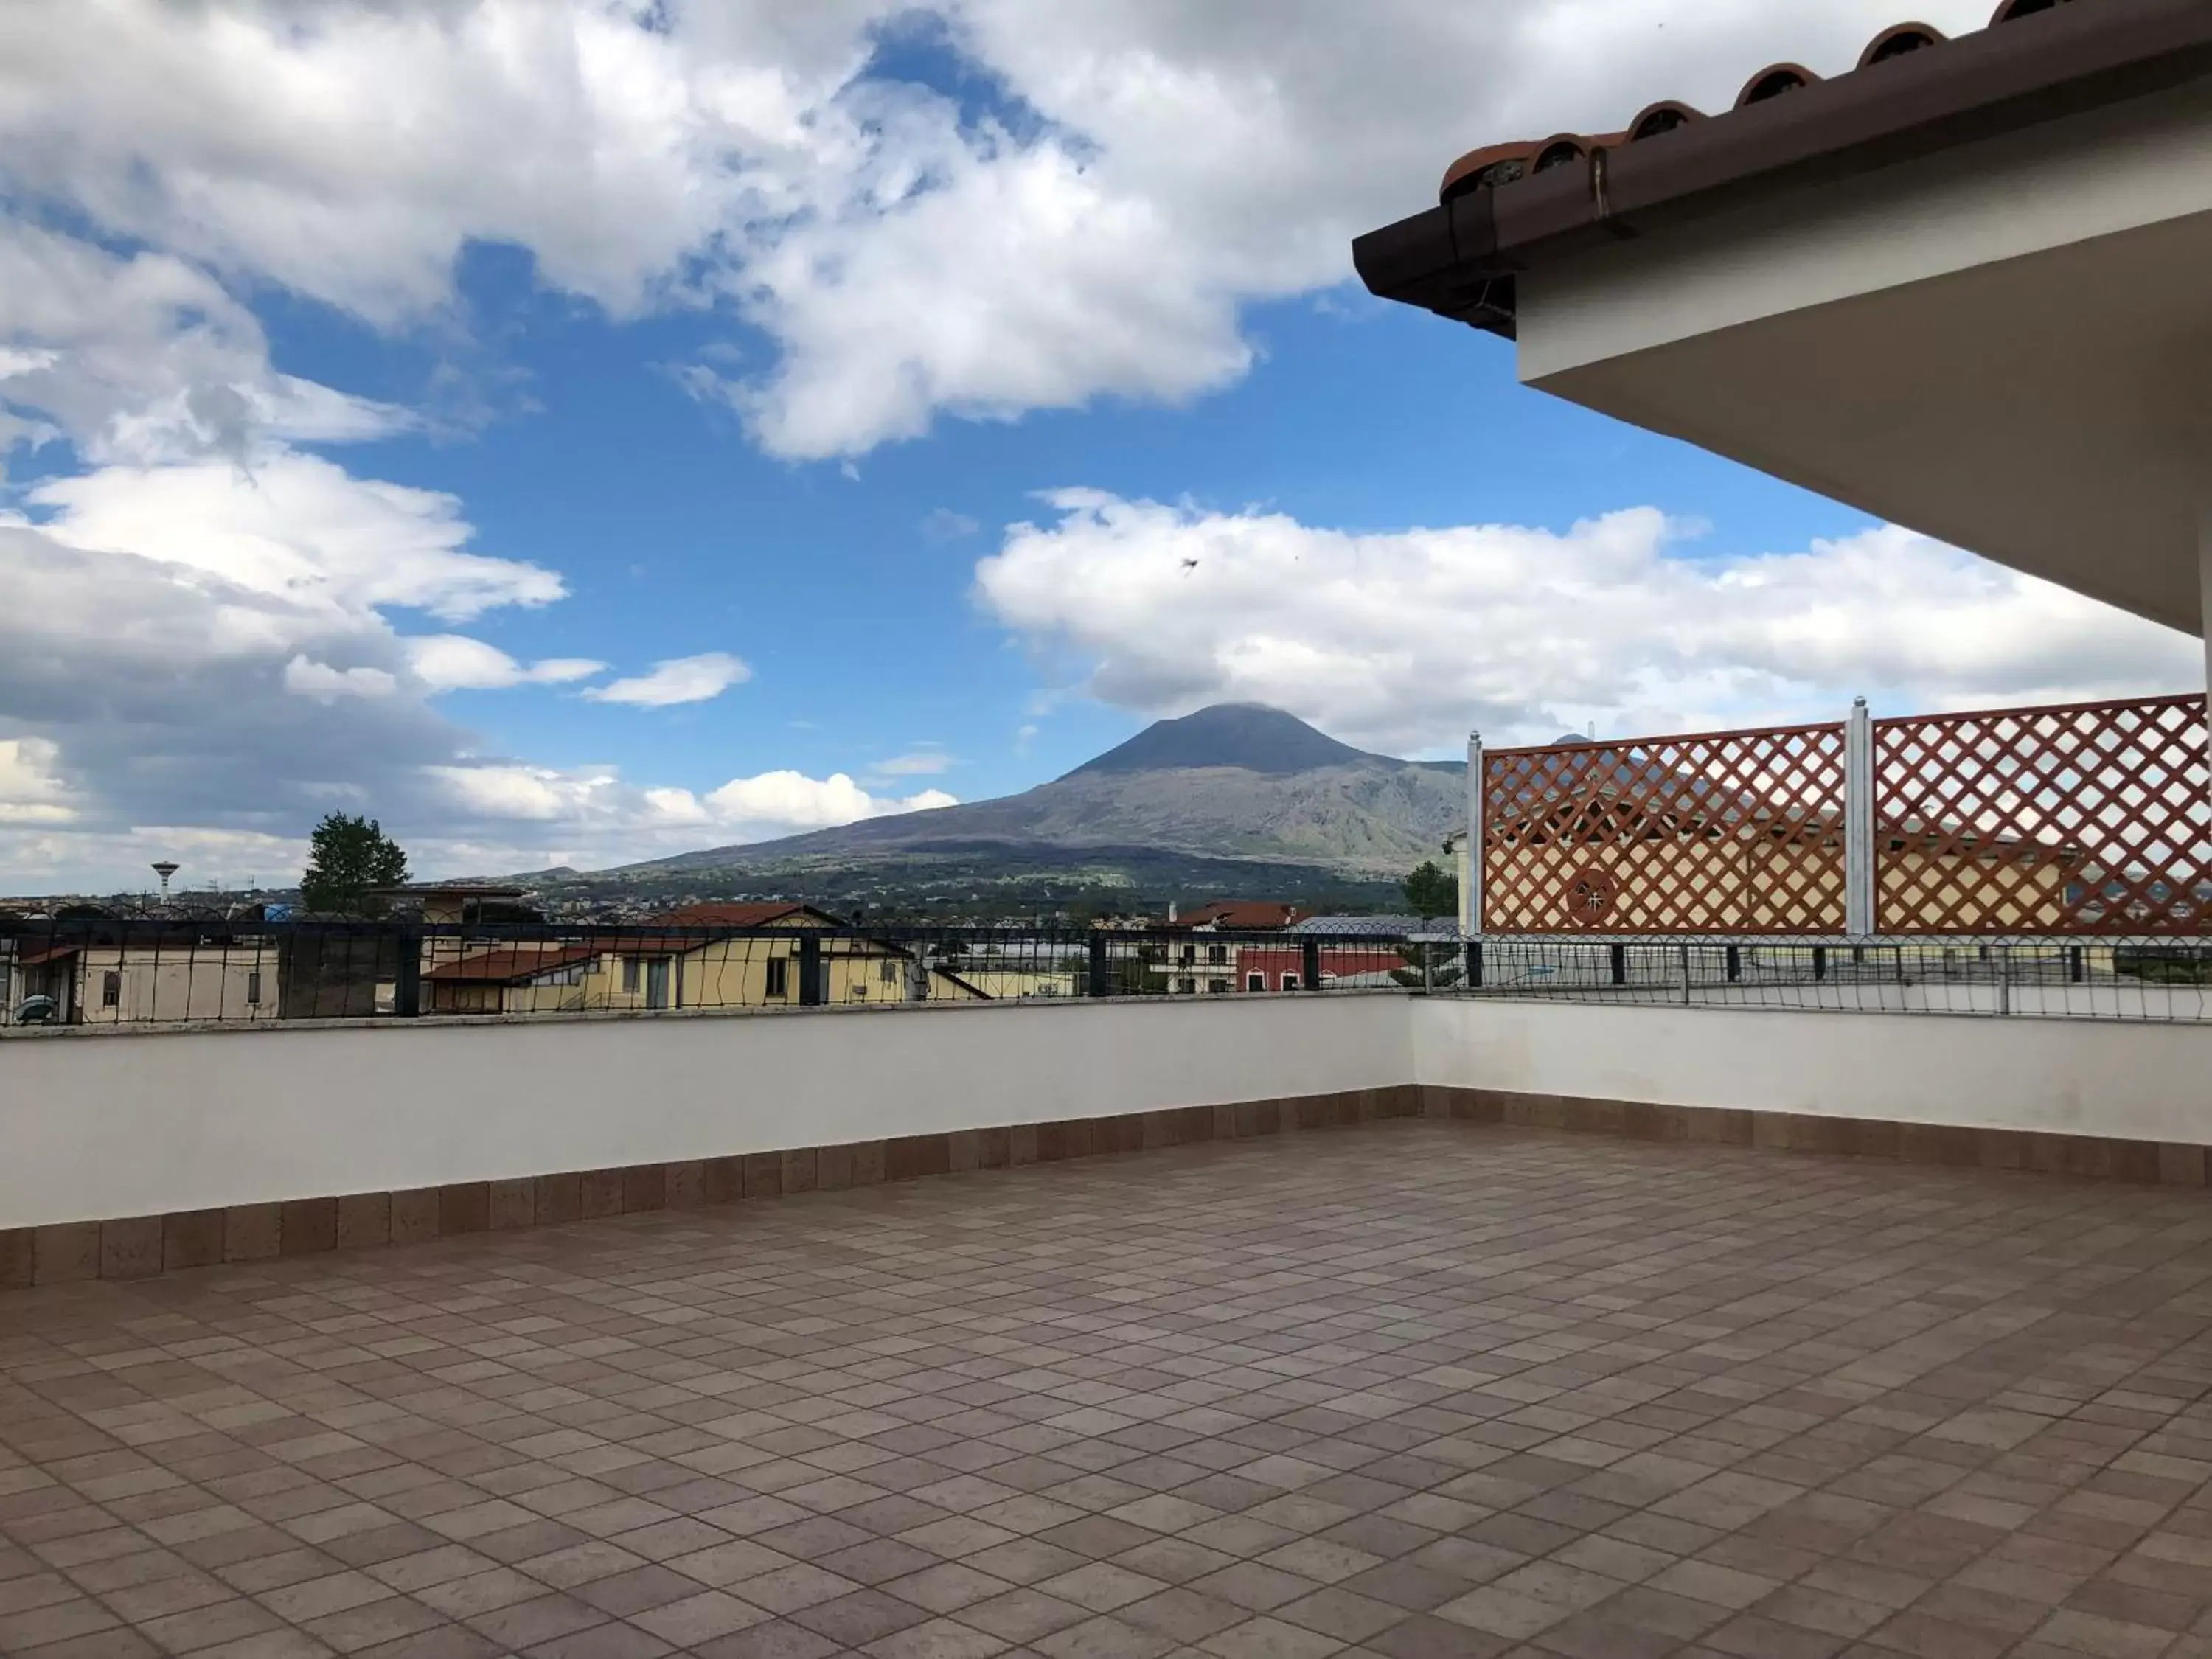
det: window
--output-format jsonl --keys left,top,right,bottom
{"left": 246, "top": 971, "right": 262, "bottom": 1006}
{"left": 621, "top": 959, "right": 641, "bottom": 995}
{"left": 766, "top": 957, "right": 790, "bottom": 998}
{"left": 1206, "top": 944, "right": 1227, "bottom": 964}
{"left": 1175, "top": 977, "right": 1196, "bottom": 995}
{"left": 533, "top": 965, "right": 582, "bottom": 987}
{"left": 101, "top": 970, "right": 121, "bottom": 1008}
{"left": 1178, "top": 945, "right": 1195, "bottom": 964}
{"left": 879, "top": 959, "right": 899, "bottom": 984}
{"left": 1208, "top": 978, "right": 1231, "bottom": 995}
{"left": 849, "top": 984, "right": 868, "bottom": 1002}
{"left": 1281, "top": 973, "right": 1301, "bottom": 991}
{"left": 1245, "top": 973, "right": 1265, "bottom": 992}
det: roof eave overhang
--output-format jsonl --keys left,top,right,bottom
{"left": 1352, "top": 0, "right": 2212, "bottom": 338}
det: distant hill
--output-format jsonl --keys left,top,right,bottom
{"left": 606, "top": 704, "right": 1465, "bottom": 888}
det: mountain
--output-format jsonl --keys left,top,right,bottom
{"left": 609, "top": 705, "right": 1466, "bottom": 888}
{"left": 1069, "top": 703, "right": 1377, "bottom": 776}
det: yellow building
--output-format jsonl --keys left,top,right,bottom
{"left": 425, "top": 904, "right": 989, "bottom": 1015}
{"left": 425, "top": 945, "right": 596, "bottom": 1015}
{"left": 11, "top": 938, "right": 281, "bottom": 1024}
{"left": 945, "top": 965, "right": 1083, "bottom": 1001}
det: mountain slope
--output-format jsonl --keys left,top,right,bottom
{"left": 619, "top": 705, "right": 1464, "bottom": 880}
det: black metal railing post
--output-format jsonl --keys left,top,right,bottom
{"left": 392, "top": 925, "right": 422, "bottom": 1018}
{"left": 1301, "top": 939, "right": 1322, "bottom": 992}
{"left": 1465, "top": 941, "right": 1484, "bottom": 989}
{"left": 1608, "top": 944, "right": 1627, "bottom": 987}
{"left": 1812, "top": 945, "right": 1829, "bottom": 982}
{"left": 799, "top": 933, "right": 824, "bottom": 1006}
{"left": 1725, "top": 944, "right": 1742, "bottom": 983}
{"left": 1088, "top": 933, "right": 1110, "bottom": 998}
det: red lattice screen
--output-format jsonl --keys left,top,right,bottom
{"left": 1482, "top": 723, "right": 1847, "bottom": 934}
{"left": 1874, "top": 695, "right": 2212, "bottom": 934}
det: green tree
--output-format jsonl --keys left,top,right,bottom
{"left": 299, "top": 813, "right": 409, "bottom": 915}
{"left": 1402, "top": 858, "right": 1459, "bottom": 921}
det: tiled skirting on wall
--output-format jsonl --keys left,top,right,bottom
{"left": 0, "top": 1087, "right": 1422, "bottom": 1289}
{"left": 1419, "top": 1086, "right": 2212, "bottom": 1188}
{"left": 8, "top": 1080, "right": 2205, "bottom": 1290}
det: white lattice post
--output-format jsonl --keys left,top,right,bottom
{"left": 1464, "top": 731, "right": 1483, "bottom": 939}
{"left": 1845, "top": 698, "right": 1875, "bottom": 938}
{"left": 2202, "top": 510, "right": 2212, "bottom": 783}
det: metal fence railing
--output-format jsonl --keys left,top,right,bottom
{"left": 0, "top": 918, "right": 1439, "bottom": 1031}
{"left": 4, "top": 917, "right": 2209, "bottom": 1029}
{"left": 1453, "top": 935, "right": 2212, "bottom": 1022}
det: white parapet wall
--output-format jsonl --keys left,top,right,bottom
{"left": 1413, "top": 998, "right": 2212, "bottom": 1147}
{"left": 0, "top": 994, "right": 1413, "bottom": 1230}
{"left": 6, "top": 993, "right": 2211, "bottom": 1233}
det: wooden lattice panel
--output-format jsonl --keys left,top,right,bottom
{"left": 1482, "top": 723, "right": 1848, "bottom": 934}
{"left": 1874, "top": 695, "right": 2212, "bottom": 934}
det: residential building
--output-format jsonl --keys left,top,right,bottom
{"left": 1155, "top": 900, "right": 1307, "bottom": 994}
{"left": 424, "top": 946, "right": 597, "bottom": 1015}
{"left": 8, "top": 936, "right": 279, "bottom": 1025}
{"left": 417, "top": 903, "right": 990, "bottom": 1015}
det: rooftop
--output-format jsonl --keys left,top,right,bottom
{"left": 4, "top": 1124, "right": 2211, "bottom": 1658}
{"left": 1359, "top": 0, "right": 2212, "bottom": 341}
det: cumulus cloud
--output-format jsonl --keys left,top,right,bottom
{"left": 584, "top": 652, "right": 752, "bottom": 708}
{"left": 704, "top": 772, "right": 956, "bottom": 832}
{"left": 404, "top": 635, "right": 605, "bottom": 692}
{"left": 425, "top": 763, "right": 959, "bottom": 860}
{"left": 27, "top": 449, "right": 563, "bottom": 622}
{"left": 0, "top": 221, "right": 407, "bottom": 467}
{"left": 0, "top": 737, "right": 77, "bottom": 826}
{"left": 975, "top": 492, "right": 2202, "bottom": 752}
{"left": 282, "top": 656, "right": 399, "bottom": 701}
{"left": 0, "top": 1, "right": 2006, "bottom": 462}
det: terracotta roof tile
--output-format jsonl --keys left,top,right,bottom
{"left": 1436, "top": 3, "right": 2050, "bottom": 206}
{"left": 425, "top": 945, "right": 597, "bottom": 984}
{"left": 1360, "top": 0, "right": 2205, "bottom": 339}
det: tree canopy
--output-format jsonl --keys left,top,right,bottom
{"left": 1402, "top": 858, "right": 1459, "bottom": 921}
{"left": 299, "top": 813, "right": 409, "bottom": 915}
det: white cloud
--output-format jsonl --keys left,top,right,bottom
{"left": 584, "top": 652, "right": 752, "bottom": 708}
{"left": 704, "top": 771, "right": 957, "bottom": 832}
{"left": 404, "top": 634, "right": 605, "bottom": 692}
{"left": 282, "top": 655, "right": 398, "bottom": 700}
{"left": 869, "top": 748, "right": 954, "bottom": 777}
{"left": 975, "top": 491, "right": 2202, "bottom": 752}
{"left": 0, "top": 737, "right": 77, "bottom": 826}
{"left": 0, "top": 221, "right": 407, "bottom": 467}
{"left": 922, "top": 507, "right": 981, "bottom": 543}
{"left": 27, "top": 448, "right": 563, "bottom": 622}
{"left": 0, "top": 1, "right": 2008, "bottom": 462}
{"left": 424, "top": 762, "right": 957, "bottom": 863}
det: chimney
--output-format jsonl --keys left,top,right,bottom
{"left": 1167, "top": 901, "right": 1178, "bottom": 924}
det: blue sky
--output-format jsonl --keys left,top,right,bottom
{"left": 0, "top": 0, "right": 2194, "bottom": 891}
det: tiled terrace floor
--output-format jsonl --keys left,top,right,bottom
{"left": 3, "top": 1124, "right": 2212, "bottom": 1659}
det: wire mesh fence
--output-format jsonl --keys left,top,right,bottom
{"left": 1457, "top": 935, "right": 2212, "bottom": 1021}
{"left": 3, "top": 915, "right": 2208, "bottom": 1029}
{"left": 0, "top": 917, "right": 1444, "bottom": 1031}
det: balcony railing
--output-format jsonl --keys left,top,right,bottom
{"left": 0, "top": 918, "right": 1447, "bottom": 1030}
{"left": 5, "top": 915, "right": 2211, "bottom": 1029}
